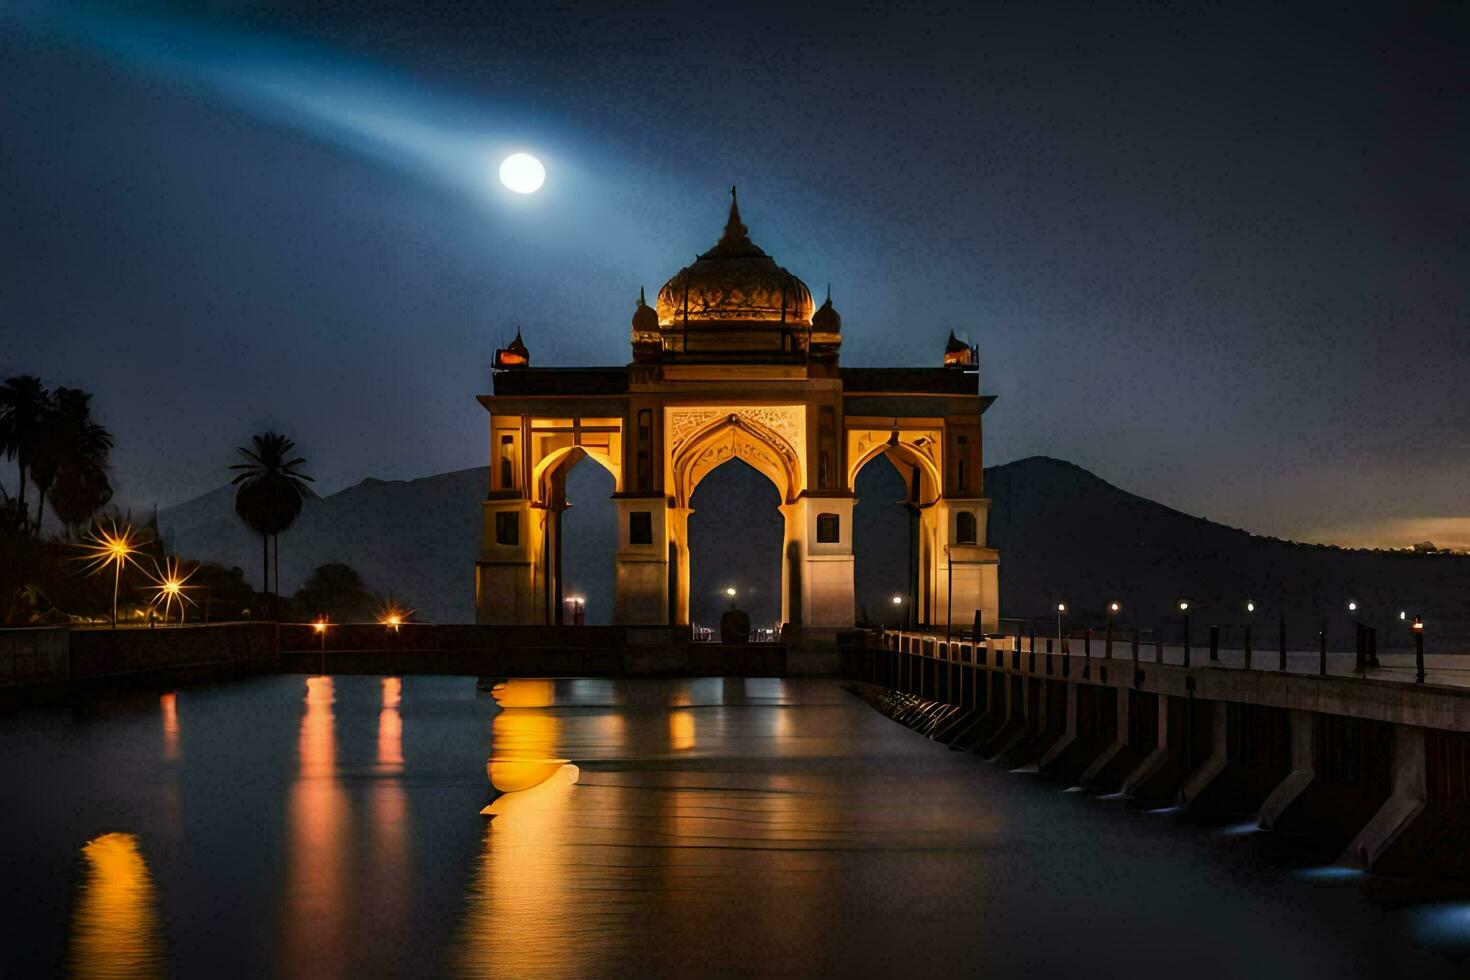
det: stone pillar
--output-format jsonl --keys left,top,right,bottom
{"left": 612, "top": 496, "right": 669, "bottom": 625}
{"left": 476, "top": 498, "right": 538, "bottom": 624}
{"left": 789, "top": 496, "right": 855, "bottom": 627}
{"left": 1346, "top": 724, "right": 1427, "bottom": 870}
{"left": 1258, "top": 709, "right": 1316, "bottom": 829}
{"left": 928, "top": 499, "right": 1000, "bottom": 630}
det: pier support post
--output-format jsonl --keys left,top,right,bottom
{"left": 1345, "top": 725, "right": 1427, "bottom": 871}
{"left": 1259, "top": 710, "right": 1316, "bottom": 829}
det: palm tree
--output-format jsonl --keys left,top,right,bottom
{"left": 231, "top": 432, "right": 313, "bottom": 615}
{"left": 32, "top": 387, "right": 114, "bottom": 536}
{"left": 0, "top": 375, "right": 53, "bottom": 529}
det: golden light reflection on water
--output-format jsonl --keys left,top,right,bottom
{"left": 159, "top": 693, "right": 179, "bottom": 761}
{"left": 283, "top": 676, "right": 348, "bottom": 978}
{"left": 457, "top": 691, "right": 585, "bottom": 978}
{"left": 669, "top": 708, "right": 695, "bottom": 750}
{"left": 67, "top": 832, "right": 162, "bottom": 979}
{"left": 378, "top": 677, "right": 403, "bottom": 771}
{"left": 450, "top": 678, "right": 998, "bottom": 977}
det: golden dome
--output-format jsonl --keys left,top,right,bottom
{"left": 656, "top": 188, "right": 814, "bottom": 327}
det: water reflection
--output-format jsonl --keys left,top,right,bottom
{"left": 283, "top": 676, "right": 348, "bottom": 978}
{"left": 378, "top": 677, "right": 403, "bottom": 771}
{"left": 67, "top": 832, "right": 162, "bottom": 979}
{"left": 159, "top": 693, "right": 179, "bottom": 761}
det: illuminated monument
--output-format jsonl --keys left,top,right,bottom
{"left": 476, "top": 190, "right": 998, "bottom": 637}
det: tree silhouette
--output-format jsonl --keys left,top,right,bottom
{"left": 31, "top": 387, "right": 114, "bottom": 536}
{"left": 230, "top": 432, "right": 313, "bottom": 613}
{"left": 0, "top": 375, "right": 52, "bottom": 529}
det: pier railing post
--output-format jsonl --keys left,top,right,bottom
{"left": 1155, "top": 629, "right": 1164, "bottom": 666}
{"left": 1415, "top": 624, "right": 1425, "bottom": 684}
{"left": 1105, "top": 621, "right": 1113, "bottom": 660}
{"left": 1278, "top": 616, "right": 1287, "bottom": 672}
{"left": 1318, "top": 626, "right": 1327, "bottom": 676}
{"left": 1243, "top": 623, "right": 1253, "bottom": 671}
{"left": 1209, "top": 625, "right": 1219, "bottom": 663}
{"left": 1182, "top": 614, "right": 1191, "bottom": 667}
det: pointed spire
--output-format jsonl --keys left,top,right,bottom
{"left": 638, "top": 285, "right": 647, "bottom": 307}
{"left": 700, "top": 185, "right": 764, "bottom": 259}
{"left": 721, "top": 184, "right": 747, "bottom": 242}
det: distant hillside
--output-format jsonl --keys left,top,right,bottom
{"left": 159, "top": 457, "right": 1470, "bottom": 643}
{"left": 988, "top": 457, "right": 1470, "bottom": 644}
{"left": 161, "top": 469, "right": 485, "bottom": 623}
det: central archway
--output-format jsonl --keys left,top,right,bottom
{"left": 687, "top": 458, "right": 783, "bottom": 631}
{"left": 666, "top": 411, "right": 804, "bottom": 627}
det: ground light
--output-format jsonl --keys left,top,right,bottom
{"left": 79, "top": 522, "right": 143, "bottom": 627}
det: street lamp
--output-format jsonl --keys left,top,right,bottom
{"left": 1177, "top": 599, "right": 1192, "bottom": 666}
{"left": 1244, "top": 600, "right": 1256, "bottom": 669}
{"left": 1105, "top": 601, "right": 1120, "bottom": 659}
{"left": 1412, "top": 616, "right": 1425, "bottom": 684}
{"left": 1056, "top": 602, "right": 1067, "bottom": 651}
{"left": 80, "top": 522, "right": 142, "bottom": 628}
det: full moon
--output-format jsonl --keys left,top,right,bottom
{"left": 499, "top": 152, "right": 545, "bottom": 194}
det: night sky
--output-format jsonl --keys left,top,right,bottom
{"left": 3, "top": 2, "right": 1466, "bottom": 548}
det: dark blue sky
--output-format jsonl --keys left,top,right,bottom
{"left": 3, "top": 1, "right": 1465, "bottom": 547}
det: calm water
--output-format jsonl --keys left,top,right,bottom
{"left": 4, "top": 674, "right": 1470, "bottom": 978}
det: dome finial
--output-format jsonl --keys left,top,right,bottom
{"left": 722, "top": 185, "right": 747, "bottom": 243}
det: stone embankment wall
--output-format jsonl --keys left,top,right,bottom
{"left": 0, "top": 623, "right": 278, "bottom": 687}
{"left": 849, "top": 631, "right": 1470, "bottom": 880}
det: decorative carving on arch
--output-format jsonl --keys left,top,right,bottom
{"left": 669, "top": 406, "right": 803, "bottom": 457}
{"left": 671, "top": 411, "right": 804, "bottom": 507}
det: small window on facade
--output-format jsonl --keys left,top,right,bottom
{"left": 499, "top": 434, "right": 517, "bottom": 489}
{"left": 629, "top": 511, "right": 653, "bottom": 545}
{"left": 495, "top": 511, "right": 519, "bottom": 546}
{"left": 636, "top": 409, "right": 652, "bottom": 490}
{"left": 956, "top": 511, "right": 977, "bottom": 545}
{"left": 817, "top": 513, "right": 840, "bottom": 543}
{"left": 818, "top": 406, "right": 836, "bottom": 489}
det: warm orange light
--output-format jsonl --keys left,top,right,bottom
{"left": 1412, "top": 618, "right": 1424, "bottom": 632}
{"left": 378, "top": 602, "right": 411, "bottom": 632}
{"left": 313, "top": 620, "right": 328, "bottom": 634}
{"left": 144, "top": 557, "right": 197, "bottom": 625}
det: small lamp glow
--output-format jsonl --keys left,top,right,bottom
{"left": 1057, "top": 602, "right": 1067, "bottom": 613}
{"left": 1178, "top": 601, "right": 1189, "bottom": 612}
{"left": 1348, "top": 600, "right": 1358, "bottom": 613}
{"left": 1246, "top": 601, "right": 1256, "bottom": 613}
{"left": 1412, "top": 617, "right": 1424, "bottom": 633}
{"left": 891, "top": 595, "right": 904, "bottom": 605}
{"left": 1108, "top": 601, "right": 1120, "bottom": 614}
{"left": 1399, "top": 610, "right": 1407, "bottom": 621}
{"left": 726, "top": 588, "right": 737, "bottom": 598}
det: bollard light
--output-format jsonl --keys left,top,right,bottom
{"left": 1412, "top": 617, "right": 1424, "bottom": 633}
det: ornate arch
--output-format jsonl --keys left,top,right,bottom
{"left": 531, "top": 445, "right": 620, "bottom": 506}
{"left": 848, "top": 436, "right": 942, "bottom": 505}
{"left": 670, "top": 412, "right": 803, "bottom": 507}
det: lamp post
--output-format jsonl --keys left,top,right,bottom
{"left": 1413, "top": 616, "right": 1425, "bottom": 684}
{"left": 726, "top": 587, "right": 737, "bottom": 611}
{"left": 891, "top": 594, "right": 904, "bottom": 630}
{"left": 1105, "top": 601, "right": 1120, "bottom": 660}
{"left": 1056, "top": 602, "right": 1067, "bottom": 651}
{"left": 1244, "top": 601, "right": 1255, "bottom": 670}
{"left": 1177, "top": 600, "right": 1191, "bottom": 667}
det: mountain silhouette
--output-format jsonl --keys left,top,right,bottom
{"left": 156, "top": 456, "right": 1469, "bottom": 645}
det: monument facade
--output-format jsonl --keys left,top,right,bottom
{"left": 476, "top": 190, "right": 999, "bottom": 635}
